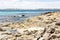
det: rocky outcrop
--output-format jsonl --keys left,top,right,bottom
{"left": 0, "top": 12, "right": 60, "bottom": 40}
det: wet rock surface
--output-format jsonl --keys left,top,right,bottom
{"left": 0, "top": 12, "right": 60, "bottom": 40}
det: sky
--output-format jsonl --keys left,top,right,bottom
{"left": 0, "top": 0, "right": 60, "bottom": 9}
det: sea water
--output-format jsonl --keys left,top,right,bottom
{"left": 0, "top": 9, "right": 60, "bottom": 22}
{"left": 0, "top": 9, "right": 60, "bottom": 15}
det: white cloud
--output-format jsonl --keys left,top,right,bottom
{"left": 0, "top": 0, "right": 60, "bottom": 9}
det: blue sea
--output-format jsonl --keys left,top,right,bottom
{"left": 0, "top": 9, "right": 60, "bottom": 22}
{"left": 0, "top": 9, "right": 60, "bottom": 15}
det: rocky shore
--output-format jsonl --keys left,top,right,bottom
{"left": 0, "top": 12, "right": 60, "bottom": 40}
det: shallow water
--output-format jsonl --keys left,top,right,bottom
{"left": 0, "top": 9, "right": 60, "bottom": 22}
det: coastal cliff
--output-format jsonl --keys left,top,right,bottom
{"left": 0, "top": 12, "right": 60, "bottom": 40}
